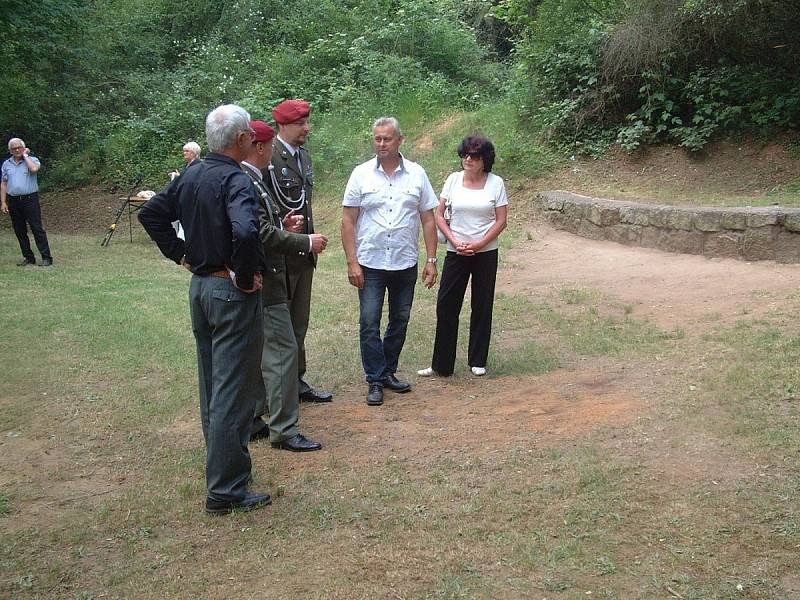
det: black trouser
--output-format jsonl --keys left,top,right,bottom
{"left": 431, "top": 249, "right": 498, "bottom": 376}
{"left": 8, "top": 193, "right": 51, "bottom": 262}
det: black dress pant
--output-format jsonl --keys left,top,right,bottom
{"left": 8, "top": 193, "right": 51, "bottom": 262}
{"left": 431, "top": 249, "right": 498, "bottom": 376}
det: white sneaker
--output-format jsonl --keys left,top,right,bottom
{"left": 470, "top": 366, "right": 486, "bottom": 376}
{"left": 417, "top": 367, "right": 434, "bottom": 377}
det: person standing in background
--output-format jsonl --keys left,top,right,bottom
{"left": 1, "top": 138, "right": 52, "bottom": 267}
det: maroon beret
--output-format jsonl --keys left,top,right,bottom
{"left": 272, "top": 99, "right": 311, "bottom": 125}
{"left": 250, "top": 120, "right": 275, "bottom": 143}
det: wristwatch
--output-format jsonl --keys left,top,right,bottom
{"left": 426, "top": 257, "right": 438, "bottom": 264}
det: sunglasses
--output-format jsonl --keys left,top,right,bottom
{"left": 460, "top": 152, "right": 482, "bottom": 160}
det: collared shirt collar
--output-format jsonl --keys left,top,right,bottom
{"left": 374, "top": 153, "right": 407, "bottom": 176}
{"left": 241, "top": 160, "right": 263, "bottom": 180}
{"left": 277, "top": 135, "right": 299, "bottom": 156}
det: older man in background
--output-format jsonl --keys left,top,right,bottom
{"left": 138, "top": 104, "right": 270, "bottom": 515}
{"left": 1, "top": 138, "right": 52, "bottom": 267}
{"left": 242, "top": 119, "right": 327, "bottom": 452}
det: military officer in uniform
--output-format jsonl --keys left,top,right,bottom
{"left": 242, "top": 120, "right": 328, "bottom": 452}
{"left": 264, "top": 99, "right": 333, "bottom": 404}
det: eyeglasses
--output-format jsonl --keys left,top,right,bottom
{"left": 460, "top": 152, "right": 482, "bottom": 160}
{"left": 9, "top": 146, "right": 23, "bottom": 150}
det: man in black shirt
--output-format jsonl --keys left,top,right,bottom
{"left": 138, "top": 104, "right": 270, "bottom": 515}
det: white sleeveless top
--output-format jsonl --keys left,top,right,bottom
{"left": 440, "top": 171, "right": 508, "bottom": 253}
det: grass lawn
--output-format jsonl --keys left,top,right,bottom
{"left": 1, "top": 201, "right": 798, "bottom": 599}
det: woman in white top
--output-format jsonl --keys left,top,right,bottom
{"left": 418, "top": 136, "right": 508, "bottom": 377}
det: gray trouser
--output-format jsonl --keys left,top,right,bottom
{"left": 288, "top": 266, "right": 314, "bottom": 394}
{"left": 256, "top": 302, "right": 300, "bottom": 442}
{"left": 189, "top": 275, "right": 264, "bottom": 503}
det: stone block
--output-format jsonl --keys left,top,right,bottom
{"left": 775, "top": 231, "right": 800, "bottom": 263}
{"left": 587, "top": 203, "right": 621, "bottom": 226}
{"left": 547, "top": 211, "right": 579, "bottom": 234}
{"left": 563, "top": 201, "right": 586, "bottom": 221}
{"left": 586, "top": 204, "right": 603, "bottom": 226}
{"left": 747, "top": 211, "right": 779, "bottom": 228}
{"left": 577, "top": 219, "right": 605, "bottom": 241}
{"left": 719, "top": 210, "right": 747, "bottom": 231}
{"left": 605, "top": 224, "right": 641, "bottom": 246}
{"left": 619, "top": 206, "right": 650, "bottom": 226}
{"left": 704, "top": 231, "right": 742, "bottom": 259}
{"left": 742, "top": 226, "right": 777, "bottom": 261}
{"left": 599, "top": 205, "right": 621, "bottom": 226}
{"left": 719, "top": 211, "right": 747, "bottom": 231}
{"left": 694, "top": 211, "right": 722, "bottom": 232}
{"left": 640, "top": 228, "right": 702, "bottom": 254}
{"left": 648, "top": 208, "right": 670, "bottom": 228}
{"left": 666, "top": 209, "right": 695, "bottom": 231}
{"left": 658, "top": 229, "right": 705, "bottom": 255}
{"left": 782, "top": 212, "right": 800, "bottom": 232}
{"left": 545, "top": 196, "right": 564, "bottom": 211}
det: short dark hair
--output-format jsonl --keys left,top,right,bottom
{"left": 457, "top": 136, "right": 495, "bottom": 173}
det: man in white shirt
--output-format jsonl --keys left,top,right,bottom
{"left": 341, "top": 117, "right": 439, "bottom": 406}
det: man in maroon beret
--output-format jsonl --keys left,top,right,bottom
{"left": 263, "top": 100, "right": 333, "bottom": 405}
{"left": 242, "top": 120, "right": 328, "bottom": 452}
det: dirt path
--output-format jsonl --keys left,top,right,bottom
{"left": 500, "top": 221, "right": 800, "bottom": 329}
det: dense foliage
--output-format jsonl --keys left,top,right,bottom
{"left": 499, "top": 0, "right": 800, "bottom": 154}
{"left": 1, "top": 0, "right": 501, "bottom": 188}
{"left": 2, "top": 0, "right": 798, "bottom": 189}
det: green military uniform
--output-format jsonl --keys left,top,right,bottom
{"left": 264, "top": 138, "right": 317, "bottom": 397}
{"left": 242, "top": 162, "right": 309, "bottom": 442}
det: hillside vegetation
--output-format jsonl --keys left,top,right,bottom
{"left": 1, "top": 0, "right": 798, "bottom": 191}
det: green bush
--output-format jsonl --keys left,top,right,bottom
{"left": 503, "top": 0, "right": 800, "bottom": 154}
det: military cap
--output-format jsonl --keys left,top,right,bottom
{"left": 272, "top": 100, "right": 311, "bottom": 125}
{"left": 250, "top": 120, "right": 276, "bottom": 143}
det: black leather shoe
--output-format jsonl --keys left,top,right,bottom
{"left": 205, "top": 491, "right": 271, "bottom": 515}
{"left": 299, "top": 387, "right": 333, "bottom": 403}
{"left": 270, "top": 433, "right": 322, "bottom": 452}
{"left": 367, "top": 383, "right": 384, "bottom": 406}
{"left": 381, "top": 374, "right": 411, "bottom": 393}
{"left": 40, "top": 258, "right": 53, "bottom": 267}
{"left": 16, "top": 259, "right": 35, "bottom": 267}
{"left": 250, "top": 418, "right": 270, "bottom": 442}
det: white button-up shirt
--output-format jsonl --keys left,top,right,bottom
{"left": 343, "top": 154, "right": 438, "bottom": 271}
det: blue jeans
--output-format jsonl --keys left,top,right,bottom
{"left": 358, "top": 265, "right": 417, "bottom": 383}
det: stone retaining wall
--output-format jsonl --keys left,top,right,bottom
{"left": 536, "top": 190, "right": 800, "bottom": 263}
